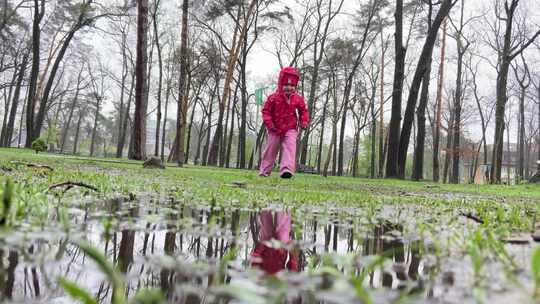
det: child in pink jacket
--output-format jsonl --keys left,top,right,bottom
{"left": 260, "top": 67, "right": 309, "bottom": 178}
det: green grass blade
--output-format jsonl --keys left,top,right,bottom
{"left": 58, "top": 277, "right": 97, "bottom": 304}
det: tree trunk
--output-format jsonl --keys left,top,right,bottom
{"left": 537, "top": 80, "right": 540, "bottom": 172}
{"left": 174, "top": 0, "right": 189, "bottom": 166}
{"left": 60, "top": 65, "right": 84, "bottom": 153}
{"left": 220, "top": 79, "right": 237, "bottom": 167}
{"left": 442, "top": 106, "right": 454, "bottom": 183}
{"left": 153, "top": 2, "right": 164, "bottom": 157}
{"left": 450, "top": 0, "right": 469, "bottom": 184}
{"left": 411, "top": 3, "right": 436, "bottom": 182}
{"left": 397, "top": 0, "right": 455, "bottom": 178}
{"left": 185, "top": 97, "right": 197, "bottom": 164}
{"left": 317, "top": 83, "right": 331, "bottom": 173}
{"left": 115, "top": 32, "right": 129, "bottom": 158}
{"left": 226, "top": 85, "right": 239, "bottom": 168}
{"left": 2, "top": 52, "right": 28, "bottom": 147}
{"left": 433, "top": 19, "right": 447, "bottom": 182}
{"left": 33, "top": 26, "right": 79, "bottom": 142}
{"left": 378, "top": 29, "right": 386, "bottom": 178}
{"left": 89, "top": 98, "right": 101, "bottom": 157}
{"left": 72, "top": 109, "right": 83, "bottom": 155}
{"left": 161, "top": 78, "right": 171, "bottom": 161}
{"left": 117, "top": 72, "right": 135, "bottom": 158}
{"left": 0, "top": 63, "right": 18, "bottom": 146}
{"left": 323, "top": 123, "right": 337, "bottom": 178}
{"left": 25, "top": 0, "right": 45, "bottom": 147}
{"left": 513, "top": 58, "right": 529, "bottom": 182}
{"left": 238, "top": 45, "right": 248, "bottom": 169}
{"left": 131, "top": 0, "right": 150, "bottom": 160}
{"left": 385, "top": 0, "right": 405, "bottom": 178}
{"left": 370, "top": 107, "right": 376, "bottom": 179}
{"left": 489, "top": 0, "right": 536, "bottom": 183}
{"left": 208, "top": 0, "right": 258, "bottom": 166}
{"left": 450, "top": 54, "right": 464, "bottom": 184}
{"left": 202, "top": 84, "right": 217, "bottom": 166}
{"left": 300, "top": 0, "right": 345, "bottom": 165}
{"left": 411, "top": 62, "right": 432, "bottom": 181}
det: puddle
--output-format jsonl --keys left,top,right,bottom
{"left": 0, "top": 194, "right": 536, "bottom": 303}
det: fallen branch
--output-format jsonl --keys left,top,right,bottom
{"left": 48, "top": 181, "right": 99, "bottom": 193}
{"left": 459, "top": 212, "right": 484, "bottom": 224}
{"left": 10, "top": 161, "right": 54, "bottom": 171}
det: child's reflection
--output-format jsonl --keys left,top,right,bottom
{"left": 251, "top": 210, "right": 299, "bottom": 274}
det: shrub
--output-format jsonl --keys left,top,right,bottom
{"left": 31, "top": 138, "right": 47, "bottom": 154}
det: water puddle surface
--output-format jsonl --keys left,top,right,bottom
{"left": 0, "top": 194, "right": 536, "bottom": 303}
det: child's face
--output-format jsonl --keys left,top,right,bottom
{"left": 283, "top": 84, "right": 296, "bottom": 94}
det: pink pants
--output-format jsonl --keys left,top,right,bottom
{"left": 259, "top": 211, "right": 292, "bottom": 243}
{"left": 259, "top": 128, "right": 297, "bottom": 177}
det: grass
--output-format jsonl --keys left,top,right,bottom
{"left": 1, "top": 147, "right": 538, "bottom": 202}
{"left": 2, "top": 148, "right": 540, "bottom": 303}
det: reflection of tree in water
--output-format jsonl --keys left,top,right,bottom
{"left": 368, "top": 221, "right": 422, "bottom": 289}
{"left": 0, "top": 249, "right": 19, "bottom": 301}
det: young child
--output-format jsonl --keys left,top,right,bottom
{"left": 260, "top": 67, "right": 309, "bottom": 178}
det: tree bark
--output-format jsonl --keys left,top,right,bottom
{"left": 117, "top": 71, "right": 135, "bottom": 158}
{"left": 378, "top": 28, "right": 386, "bottom": 178}
{"left": 60, "top": 65, "right": 84, "bottom": 153}
{"left": 411, "top": 63, "right": 432, "bottom": 181}
{"left": 317, "top": 81, "right": 331, "bottom": 173}
{"left": 131, "top": 0, "right": 150, "bottom": 160}
{"left": 89, "top": 97, "right": 101, "bottom": 157}
{"left": 397, "top": 0, "right": 456, "bottom": 179}
{"left": 442, "top": 104, "right": 454, "bottom": 183}
{"left": 208, "top": 0, "right": 257, "bottom": 166}
{"left": 72, "top": 109, "right": 84, "bottom": 155}
{"left": 2, "top": 51, "right": 28, "bottom": 147}
{"left": 385, "top": 0, "right": 405, "bottom": 178}
{"left": 0, "top": 62, "right": 18, "bottom": 146}
{"left": 490, "top": 0, "right": 540, "bottom": 183}
{"left": 25, "top": 0, "right": 45, "bottom": 147}
{"left": 161, "top": 77, "right": 171, "bottom": 161}
{"left": 433, "top": 19, "right": 447, "bottom": 182}
{"left": 173, "top": 0, "right": 189, "bottom": 165}
{"left": 512, "top": 57, "right": 530, "bottom": 182}
{"left": 299, "top": 0, "right": 345, "bottom": 165}
{"left": 153, "top": 0, "right": 164, "bottom": 157}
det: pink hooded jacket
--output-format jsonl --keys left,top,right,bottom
{"left": 261, "top": 67, "right": 309, "bottom": 136}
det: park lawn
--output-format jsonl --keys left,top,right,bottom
{"left": 1, "top": 147, "right": 538, "bottom": 203}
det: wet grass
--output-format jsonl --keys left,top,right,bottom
{"left": 1, "top": 148, "right": 540, "bottom": 303}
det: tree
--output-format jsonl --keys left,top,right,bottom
{"left": 512, "top": 54, "right": 530, "bottom": 182}
{"left": 29, "top": 1, "right": 113, "bottom": 146}
{"left": 25, "top": 0, "right": 45, "bottom": 147}
{"left": 171, "top": 0, "right": 190, "bottom": 166}
{"left": 467, "top": 56, "right": 495, "bottom": 181}
{"left": 432, "top": 18, "right": 447, "bottom": 182}
{"left": 151, "top": 0, "right": 164, "bottom": 157}
{"left": 397, "top": 0, "right": 458, "bottom": 179}
{"left": 59, "top": 62, "right": 87, "bottom": 152}
{"left": 412, "top": 2, "right": 439, "bottom": 181}
{"left": 0, "top": 50, "right": 28, "bottom": 147}
{"left": 336, "top": 0, "right": 387, "bottom": 176}
{"left": 131, "top": 0, "right": 150, "bottom": 160}
{"left": 385, "top": 0, "right": 405, "bottom": 178}
{"left": 489, "top": 0, "right": 540, "bottom": 183}
{"left": 299, "top": 0, "right": 345, "bottom": 166}
{"left": 448, "top": 0, "right": 472, "bottom": 184}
